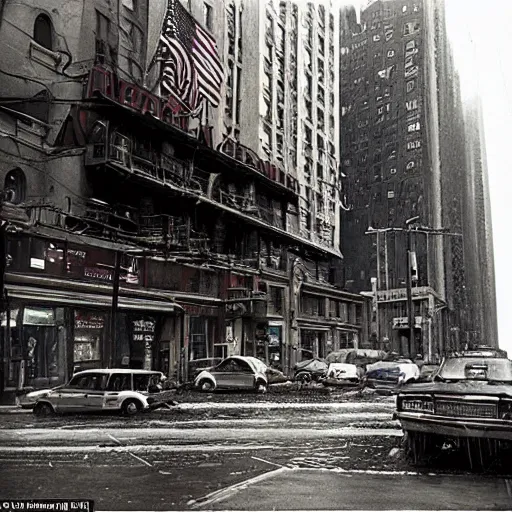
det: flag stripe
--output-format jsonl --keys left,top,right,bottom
{"left": 157, "top": 0, "right": 224, "bottom": 111}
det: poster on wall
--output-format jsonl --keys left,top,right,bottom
{"left": 131, "top": 317, "right": 156, "bottom": 370}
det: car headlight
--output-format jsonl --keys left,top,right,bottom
{"left": 400, "top": 398, "right": 433, "bottom": 413}
{"left": 499, "top": 399, "right": 512, "bottom": 420}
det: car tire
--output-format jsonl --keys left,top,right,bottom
{"left": 198, "top": 379, "right": 215, "bottom": 392}
{"left": 33, "top": 402, "right": 55, "bottom": 418}
{"left": 122, "top": 399, "right": 142, "bottom": 416}
{"left": 255, "top": 380, "right": 267, "bottom": 394}
{"left": 295, "top": 371, "right": 311, "bottom": 383}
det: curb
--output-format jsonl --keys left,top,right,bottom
{"left": 0, "top": 407, "right": 30, "bottom": 414}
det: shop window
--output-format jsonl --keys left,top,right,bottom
{"left": 3, "top": 168, "right": 26, "bottom": 204}
{"left": 34, "top": 14, "right": 53, "bottom": 51}
{"left": 73, "top": 311, "right": 104, "bottom": 369}
{"left": 29, "top": 238, "right": 64, "bottom": 274}
{"left": 189, "top": 316, "right": 207, "bottom": 360}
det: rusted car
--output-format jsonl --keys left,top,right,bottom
{"left": 21, "top": 369, "right": 173, "bottom": 416}
{"left": 364, "top": 360, "right": 420, "bottom": 392}
{"left": 194, "top": 356, "right": 268, "bottom": 393}
{"left": 395, "top": 354, "right": 512, "bottom": 460}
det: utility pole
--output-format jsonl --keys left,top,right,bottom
{"left": 366, "top": 220, "right": 462, "bottom": 360}
{"left": 405, "top": 216, "right": 420, "bottom": 357}
{"left": 109, "top": 250, "right": 121, "bottom": 368}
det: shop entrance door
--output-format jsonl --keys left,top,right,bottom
{"left": 23, "top": 307, "right": 63, "bottom": 389}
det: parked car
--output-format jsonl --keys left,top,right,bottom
{"left": 364, "top": 360, "right": 420, "bottom": 392}
{"left": 395, "top": 355, "right": 512, "bottom": 460}
{"left": 193, "top": 356, "right": 268, "bottom": 392}
{"left": 322, "top": 363, "right": 362, "bottom": 387}
{"left": 22, "top": 369, "right": 172, "bottom": 417}
{"left": 188, "top": 358, "right": 223, "bottom": 381}
{"left": 293, "top": 358, "right": 328, "bottom": 383}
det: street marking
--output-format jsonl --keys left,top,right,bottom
{"left": 251, "top": 455, "right": 285, "bottom": 468}
{"left": 189, "top": 466, "right": 288, "bottom": 509}
{"left": 176, "top": 401, "right": 395, "bottom": 411}
{"left": 107, "top": 433, "right": 153, "bottom": 467}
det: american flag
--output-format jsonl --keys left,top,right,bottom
{"left": 159, "top": 0, "right": 224, "bottom": 111}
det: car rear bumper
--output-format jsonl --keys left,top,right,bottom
{"left": 395, "top": 411, "right": 512, "bottom": 441}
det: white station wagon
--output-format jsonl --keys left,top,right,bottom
{"left": 24, "top": 369, "right": 168, "bottom": 417}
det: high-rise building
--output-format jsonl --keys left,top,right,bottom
{"left": 463, "top": 97, "right": 498, "bottom": 345}
{"left": 0, "top": 0, "right": 369, "bottom": 402}
{"left": 189, "top": 0, "right": 341, "bottom": 254}
{"left": 339, "top": 0, "right": 473, "bottom": 359}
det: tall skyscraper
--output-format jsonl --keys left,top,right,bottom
{"left": 463, "top": 97, "right": 498, "bottom": 345}
{"left": 339, "top": 0, "right": 473, "bottom": 359}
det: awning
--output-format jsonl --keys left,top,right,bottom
{"left": 298, "top": 325, "right": 331, "bottom": 332}
{"left": 5, "top": 284, "right": 181, "bottom": 313}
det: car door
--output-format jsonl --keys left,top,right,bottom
{"left": 104, "top": 373, "right": 133, "bottom": 409}
{"left": 53, "top": 375, "right": 90, "bottom": 412}
{"left": 212, "top": 358, "right": 255, "bottom": 389}
{"left": 84, "top": 373, "right": 109, "bottom": 411}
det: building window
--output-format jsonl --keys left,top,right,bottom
{"left": 407, "top": 141, "right": 421, "bottom": 150}
{"left": 390, "top": 167, "right": 397, "bottom": 174}
{"left": 34, "top": 14, "right": 53, "bottom": 50}
{"left": 3, "top": 168, "right": 27, "bottom": 204}
{"left": 387, "top": 49, "right": 395, "bottom": 58}
{"left": 406, "top": 80, "right": 415, "bottom": 92}
{"left": 268, "top": 286, "right": 284, "bottom": 316}
{"left": 203, "top": 2, "right": 213, "bottom": 30}
{"left": 373, "top": 34, "right": 381, "bottom": 42}
{"left": 406, "top": 99, "right": 418, "bottom": 111}
{"left": 407, "top": 122, "right": 421, "bottom": 132}
{"left": 387, "top": 189, "right": 395, "bottom": 199}
{"left": 406, "top": 160, "right": 415, "bottom": 170}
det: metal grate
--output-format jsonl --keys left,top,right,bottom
{"left": 435, "top": 401, "right": 496, "bottom": 419}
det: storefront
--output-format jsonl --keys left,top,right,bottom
{"left": 299, "top": 327, "right": 330, "bottom": 360}
{"left": 0, "top": 278, "right": 181, "bottom": 401}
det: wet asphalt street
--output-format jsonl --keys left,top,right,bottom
{"left": 0, "top": 392, "right": 511, "bottom": 510}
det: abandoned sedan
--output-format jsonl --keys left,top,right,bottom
{"left": 395, "top": 355, "right": 512, "bottom": 458}
{"left": 364, "top": 360, "right": 420, "bottom": 392}
{"left": 194, "top": 356, "right": 268, "bottom": 393}
{"left": 26, "top": 369, "right": 170, "bottom": 417}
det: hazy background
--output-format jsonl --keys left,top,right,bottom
{"left": 444, "top": 0, "right": 512, "bottom": 355}
{"left": 342, "top": 0, "right": 512, "bottom": 354}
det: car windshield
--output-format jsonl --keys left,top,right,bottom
{"left": 438, "top": 357, "right": 512, "bottom": 382}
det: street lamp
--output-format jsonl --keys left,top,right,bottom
{"left": 405, "top": 216, "right": 420, "bottom": 358}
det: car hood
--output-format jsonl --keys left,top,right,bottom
{"left": 399, "top": 379, "right": 512, "bottom": 397}
{"left": 295, "top": 359, "right": 328, "bottom": 372}
{"left": 23, "top": 388, "right": 57, "bottom": 400}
